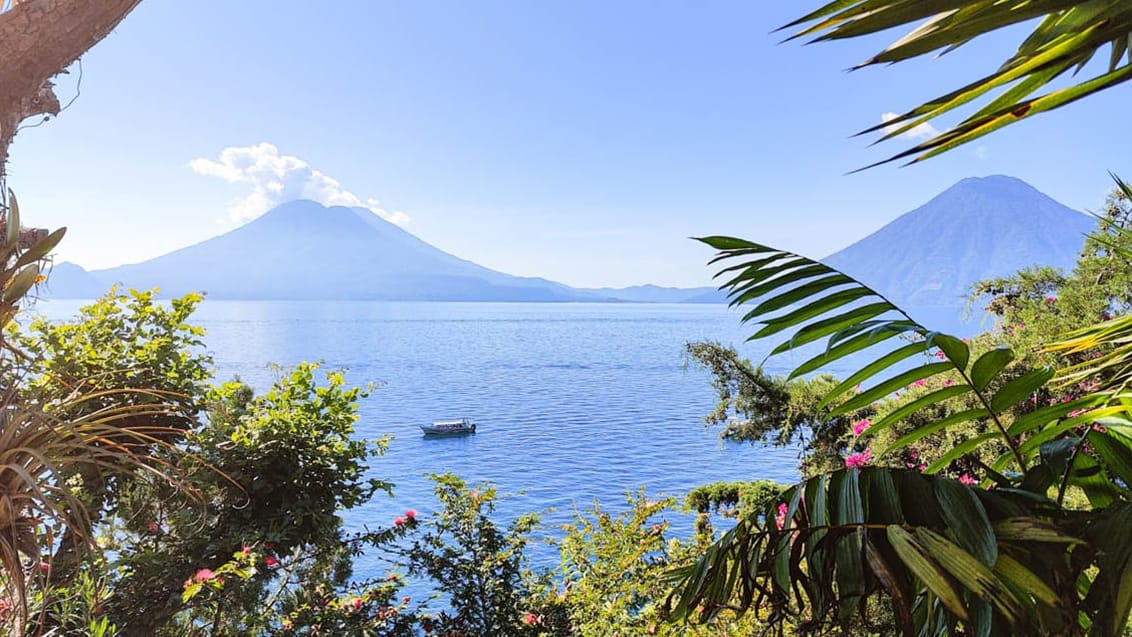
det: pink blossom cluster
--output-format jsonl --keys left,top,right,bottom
{"left": 844, "top": 448, "right": 872, "bottom": 468}
{"left": 852, "top": 418, "right": 871, "bottom": 436}
{"left": 393, "top": 509, "right": 418, "bottom": 527}
{"left": 775, "top": 502, "right": 789, "bottom": 530}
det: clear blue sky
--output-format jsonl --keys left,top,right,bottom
{"left": 11, "top": 1, "right": 1128, "bottom": 288}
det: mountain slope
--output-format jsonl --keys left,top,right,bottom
{"left": 823, "top": 175, "right": 1093, "bottom": 307}
{"left": 91, "top": 201, "right": 612, "bottom": 301}
{"left": 42, "top": 262, "right": 108, "bottom": 299}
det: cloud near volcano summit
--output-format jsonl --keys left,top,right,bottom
{"left": 190, "top": 142, "right": 410, "bottom": 226}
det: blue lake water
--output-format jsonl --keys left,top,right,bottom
{"left": 33, "top": 299, "right": 974, "bottom": 577}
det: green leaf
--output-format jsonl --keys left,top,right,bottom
{"left": 14, "top": 227, "right": 66, "bottom": 269}
{"left": 2, "top": 264, "right": 39, "bottom": 303}
{"left": 993, "top": 553, "right": 1060, "bottom": 607}
{"left": 830, "top": 362, "right": 953, "bottom": 417}
{"left": 831, "top": 469, "right": 866, "bottom": 613}
{"left": 697, "top": 236, "right": 762, "bottom": 251}
{"left": 1089, "top": 430, "right": 1132, "bottom": 487}
{"left": 776, "top": 303, "right": 895, "bottom": 361}
{"left": 867, "top": 385, "right": 970, "bottom": 440}
{"left": 989, "top": 367, "right": 1055, "bottom": 414}
{"left": 1039, "top": 438, "right": 1077, "bottom": 480}
{"left": 914, "top": 528, "right": 1021, "bottom": 623}
{"left": 749, "top": 274, "right": 854, "bottom": 316}
{"left": 753, "top": 288, "right": 876, "bottom": 338}
{"left": 818, "top": 341, "right": 927, "bottom": 410}
{"left": 882, "top": 408, "right": 990, "bottom": 457}
{"left": 887, "top": 525, "right": 968, "bottom": 621}
{"left": 930, "top": 333, "right": 970, "bottom": 371}
{"left": 730, "top": 262, "right": 827, "bottom": 305}
{"left": 970, "top": 347, "right": 1014, "bottom": 391}
{"left": 993, "top": 517, "right": 1082, "bottom": 544}
{"left": 934, "top": 478, "right": 997, "bottom": 566}
{"left": 923, "top": 433, "right": 999, "bottom": 474}
{"left": 788, "top": 321, "right": 903, "bottom": 378}
{"left": 863, "top": 467, "right": 904, "bottom": 524}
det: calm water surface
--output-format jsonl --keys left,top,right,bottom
{"left": 40, "top": 300, "right": 812, "bottom": 573}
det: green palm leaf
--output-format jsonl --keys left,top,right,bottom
{"left": 783, "top": 1, "right": 1132, "bottom": 166}
{"left": 667, "top": 467, "right": 1094, "bottom": 635}
{"left": 700, "top": 235, "right": 1038, "bottom": 471}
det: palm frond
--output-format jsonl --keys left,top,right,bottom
{"left": 666, "top": 467, "right": 1112, "bottom": 635}
{"left": 700, "top": 236, "right": 1064, "bottom": 474}
{"left": 785, "top": 1, "right": 1132, "bottom": 167}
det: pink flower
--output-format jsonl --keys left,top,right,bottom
{"left": 943, "top": 379, "right": 955, "bottom": 387}
{"left": 958, "top": 474, "right": 977, "bottom": 486}
{"left": 775, "top": 502, "right": 788, "bottom": 529}
{"left": 393, "top": 517, "right": 405, "bottom": 527}
{"left": 193, "top": 568, "right": 216, "bottom": 583}
{"left": 934, "top": 350, "right": 947, "bottom": 360}
{"left": 852, "top": 419, "right": 871, "bottom": 436}
{"left": 37, "top": 562, "right": 50, "bottom": 576}
{"left": 147, "top": 521, "right": 159, "bottom": 533}
{"left": 1046, "top": 296, "right": 1057, "bottom": 303}
{"left": 405, "top": 509, "right": 417, "bottom": 520}
{"left": 522, "top": 612, "right": 539, "bottom": 626}
{"left": 265, "top": 556, "right": 279, "bottom": 567}
{"left": 354, "top": 598, "right": 363, "bottom": 610}
{"left": 845, "top": 449, "right": 872, "bottom": 468}
{"left": 241, "top": 544, "right": 252, "bottom": 557}
{"left": 912, "top": 379, "right": 926, "bottom": 388}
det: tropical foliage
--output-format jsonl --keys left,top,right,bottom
{"left": 785, "top": 2, "right": 1132, "bottom": 167}
{"left": 0, "top": 195, "right": 205, "bottom": 633}
{"left": 667, "top": 201, "right": 1132, "bottom": 635}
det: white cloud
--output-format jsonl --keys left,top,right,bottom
{"left": 881, "top": 112, "right": 940, "bottom": 140}
{"left": 189, "top": 142, "right": 411, "bottom": 225}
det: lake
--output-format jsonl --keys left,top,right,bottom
{"left": 34, "top": 299, "right": 972, "bottom": 575}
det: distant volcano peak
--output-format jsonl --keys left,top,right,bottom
{"left": 824, "top": 175, "right": 1092, "bottom": 307}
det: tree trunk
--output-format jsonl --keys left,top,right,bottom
{"left": 0, "top": 0, "right": 143, "bottom": 177}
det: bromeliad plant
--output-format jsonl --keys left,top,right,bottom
{"left": 668, "top": 234, "right": 1132, "bottom": 636}
{"left": 0, "top": 192, "right": 200, "bottom": 633}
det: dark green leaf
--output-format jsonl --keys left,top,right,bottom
{"left": 934, "top": 478, "right": 997, "bottom": 566}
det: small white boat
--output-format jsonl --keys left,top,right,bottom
{"left": 421, "top": 418, "right": 477, "bottom": 436}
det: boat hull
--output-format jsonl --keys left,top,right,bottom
{"left": 420, "top": 420, "right": 476, "bottom": 436}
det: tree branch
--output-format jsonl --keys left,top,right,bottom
{"left": 0, "top": 0, "right": 143, "bottom": 172}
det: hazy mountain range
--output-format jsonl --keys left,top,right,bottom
{"left": 45, "top": 175, "right": 1093, "bottom": 305}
